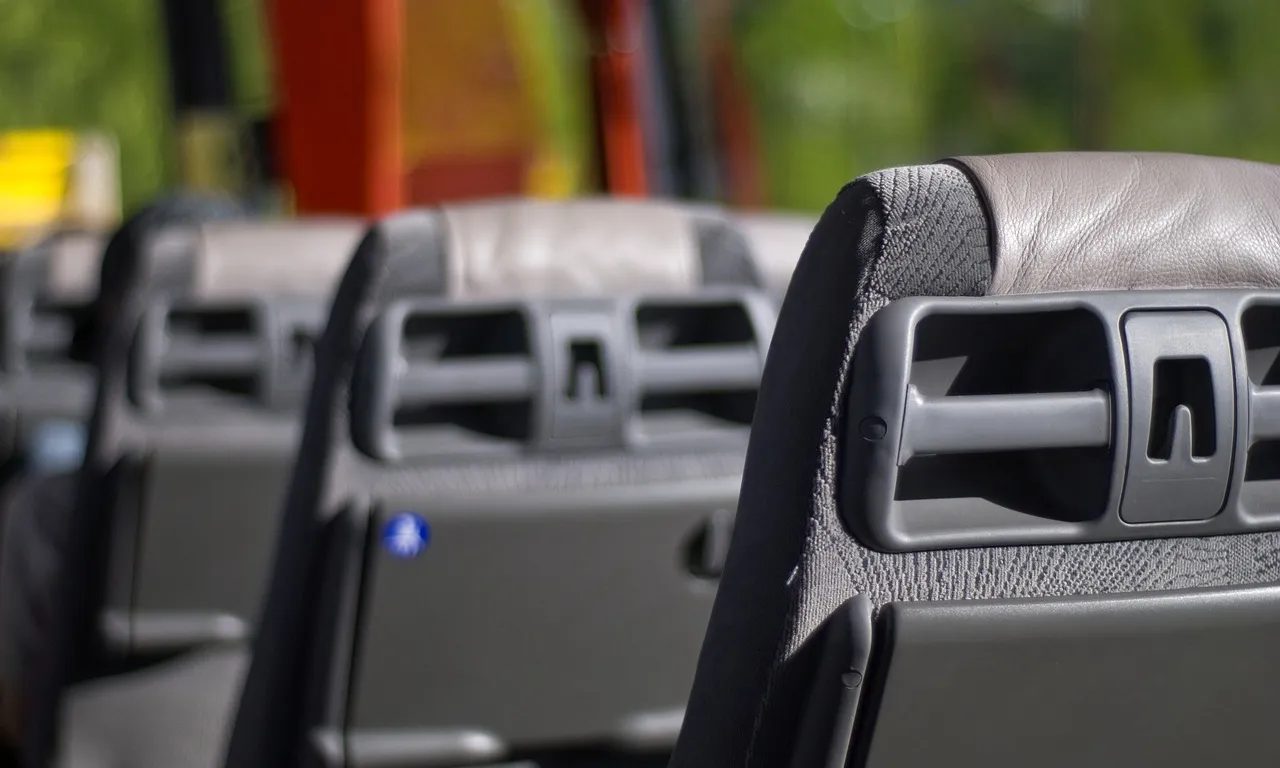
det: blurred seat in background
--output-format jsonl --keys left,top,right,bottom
{"left": 0, "top": 203, "right": 354, "bottom": 768}
{"left": 0, "top": 196, "right": 245, "bottom": 489}
{"left": 733, "top": 211, "right": 816, "bottom": 300}
{"left": 83, "top": 197, "right": 764, "bottom": 676}
{"left": 90, "top": 216, "right": 366, "bottom": 661}
{"left": 433, "top": 197, "right": 763, "bottom": 296}
{"left": 8, "top": 196, "right": 775, "bottom": 768}
{"left": 222, "top": 208, "right": 772, "bottom": 768}
{"left": 0, "top": 230, "right": 104, "bottom": 483}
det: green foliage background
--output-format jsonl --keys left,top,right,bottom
{"left": 0, "top": 0, "right": 169, "bottom": 211}
{"left": 0, "top": 0, "right": 269, "bottom": 213}
{"left": 738, "top": 0, "right": 1280, "bottom": 211}
{"left": 3, "top": 0, "right": 1280, "bottom": 214}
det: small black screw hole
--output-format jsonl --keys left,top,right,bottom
{"left": 859, "top": 416, "right": 887, "bottom": 441}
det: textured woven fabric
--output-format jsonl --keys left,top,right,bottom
{"left": 671, "top": 165, "right": 990, "bottom": 768}
{"left": 671, "top": 161, "right": 1280, "bottom": 768}
{"left": 346, "top": 448, "right": 746, "bottom": 498}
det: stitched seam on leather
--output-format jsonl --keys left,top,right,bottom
{"left": 944, "top": 157, "right": 1001, "bottom": 284}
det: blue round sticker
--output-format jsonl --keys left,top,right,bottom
{"left": 28, "top": 420, "right": 87, "bottom": 475}
{"left": 382, "top": 513, "right": 431, "bottom": 559}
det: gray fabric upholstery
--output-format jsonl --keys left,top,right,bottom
{"left": 57, "top": 648, "right": 246, "bottom": 768}
{"left": 670, "top": 154, "right": 1280, "bottom": 768}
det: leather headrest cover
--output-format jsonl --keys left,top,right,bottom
{"left": 949, "top": 152, "right": 1280, "bottom": 294}
{"left": 734, "top": 211, "right": 816, "bottom": 293}
{"left": 440, "top": 198, "right": 699, "bottom": 298}
{"left": 43, "top": 231, "right": 105, "bottom": 300}
{"left": 191, "top": 219, "right": 365, "bottom": 298}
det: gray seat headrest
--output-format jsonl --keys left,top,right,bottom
{"left": 951, "top": 152, "right": 1280, "bottom": 295}
{"left": 42, "top": 232, "right": 106, "bottom": 302}
{"left": 439, "top": 198, "right": 702, "bottom": 297}
{"left": 188, "top": 218, "right": 365, "bottom": 299}
{"left": 733, "top": 211, "right": 817, "bottom": 295}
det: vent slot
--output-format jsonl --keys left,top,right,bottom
{"left": 256, "top": 301, "right": 328, "bottom": 411}
{"left": 566, "top": 340, "right": 608, "bottom": 400}
{"left": 26, "top": 301, "right": 94, "bottom": 367}
{"left": 167, "top": 307, "right": 255, "bottom": 339}
{"left": 1148, "top": 358, "right": 1216, "bottom": 460}
{"left": 153, "top": 306, "right": 262, "bottom": 401}
{"left": 289, "top": 328, "right": 316, "bottom": 367}
{"left": 391, "top": 309, "right": 535, "bottom": 444}
{"left": 1241, "top": 303, "right": 1280, "bottom": 522}
{"left": 634, "top": 301, "right": 762, "bottom": 435}
{"left": 892, "top": 309, "right": 1112, "bottom": 528}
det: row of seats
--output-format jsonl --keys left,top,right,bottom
{"left": 0, "top": 198, "right": 812, "bottom": 767}
{"left": 6, "top": 152, "right": 1280, "bottom": 768}
{"left": 0, "top": 201, "right": 813, "bottom": 479}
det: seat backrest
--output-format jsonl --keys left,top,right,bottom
{"left": 0, "top": 230, "right": 102, "bottom": 374}
{"left": 95, "top": 219, "right": 364, "bottom": 658}
{"left": 107, "top": 199, "right": 762, "bottom": 662}
{"left": 0, "top": 231, "right": 103, "bottom": 480}
{"left": 223, "top": 199, "right": 768, "bottom": 767}
{"left": 98, "top": 293, "right": 331, "bottom": 657}
{"left": 318, "top": 289, "right": 773, "bottom": 766}
{"left": 669, "top": 153, "right": 1280, "bottom": 768}
{"left": 0, "top": 199, "right": 248, "bottom": 482}
{"left": 220, "top": 216, "right": 444, "bottom": 768}
{"left": 19, "top": 194, "right": 244, "bottom": 768}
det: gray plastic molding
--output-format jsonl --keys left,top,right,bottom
{"left": 129, "top": 296, "right": 327, "bottom": 413}
{"left": 843, "top": 290, "right": 1280, "bottom": 552}
{"left": 351, "top": 290, "right": 777, "bottom": 461}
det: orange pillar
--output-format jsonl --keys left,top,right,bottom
{"left": 580, "top": 0, "right": 650, "bottom": 196}
{"left": 701, "top": 0, "right": 767, "bottom": 208}
{"left": 268, "top": 0, "right": 403, "bottom": 216}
